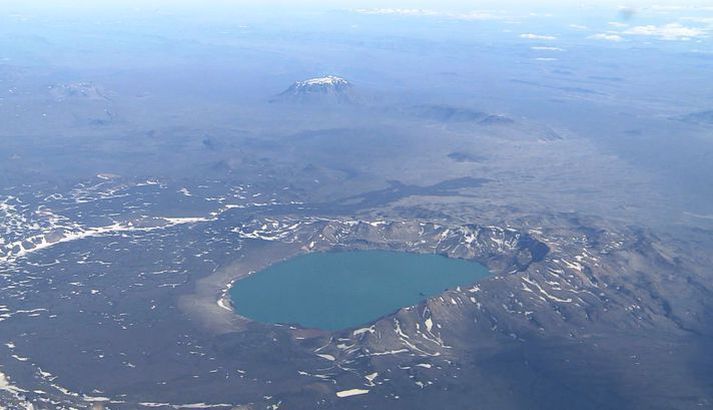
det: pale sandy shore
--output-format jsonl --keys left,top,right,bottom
{"left": 178, "top": 240, "right": 303, "bottom": 334}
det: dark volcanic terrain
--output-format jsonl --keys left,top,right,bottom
{"left": 0, "top": 173, "right": 711, "bottom": 409}
{"left": 1, "top": 4, "right": 713, "bottom": 409}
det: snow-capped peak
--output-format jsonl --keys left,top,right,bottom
{"left": 296, "top": 76, "right": 349, "bottom": 87}
{"left": 272, "top": 75, "right": 354, "bottom": 104}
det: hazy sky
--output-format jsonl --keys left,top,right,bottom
{"left": 5, "top": 0, "right": 713, "bottom": 11}
{"left": 2, "top": 0, "right": 711, "bottom": 28}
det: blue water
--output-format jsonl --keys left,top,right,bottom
{"left": 229, "top": 250, "right": 491, "bottom": 331}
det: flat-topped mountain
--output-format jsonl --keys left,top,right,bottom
{"left": 272, "top": 75, "right": 354, "bottom": 104}
{"left": 49, "top": 81, "right": 108, "bottom": 102}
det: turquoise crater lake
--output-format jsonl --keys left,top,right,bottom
{"left": 229, "top": 250, "right": 492, "bottom": 331}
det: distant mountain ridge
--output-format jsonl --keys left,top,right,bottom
{"left": 410, "top": 104, "right": 562, "bottom": 141}
{"left": 677, "top": 110, "right": 713, "bottom": 125}
{"left": 411, "top": 104, "right": 516, "bottom": 125}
